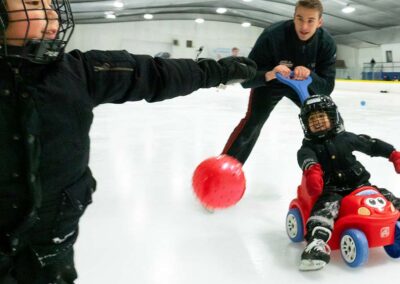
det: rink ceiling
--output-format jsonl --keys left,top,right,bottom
{"left": 70, "top": 0, "right": 400, "bottom": 48}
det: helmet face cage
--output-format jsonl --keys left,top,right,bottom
{"left": 0, "top": 0, "right": 74, "bottom": 64}
{"left": 300, "top": 95, "right": 343, "bottom": 139}
{"left": 0, "top": 1, "right": 8, "bottom": 34}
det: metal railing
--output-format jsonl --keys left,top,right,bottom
{"left": 362, "top": 61, "right": 400, "bottom": 80}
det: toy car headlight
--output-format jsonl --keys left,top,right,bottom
{"left": 358, "top": 207, "right": 371, "bottom": 216}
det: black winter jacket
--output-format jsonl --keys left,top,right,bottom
{"left": 0, "top": 49, "right": 242, "bottom": 264}
{"left": 298, "top": 132, "right": 395, "bottom": 189}
{"left": 243, "top": 20, "right": 336, "bottom": 96}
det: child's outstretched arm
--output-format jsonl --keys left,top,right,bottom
{"left": 349, "top": 133, "right": 400, "bottom": 174}
{"left": 72, "top": 50, "right": 256, "bottom": 105}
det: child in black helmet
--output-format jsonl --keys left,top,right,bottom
{"left": 297, "top": 95, "right": 400, "bottom": 271}
{"left": 0, "top": 0, "right": 257, "bottom": 283}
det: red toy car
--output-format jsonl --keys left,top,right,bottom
{"left": 286, "top": 177, "right": 400, "bottom": 267}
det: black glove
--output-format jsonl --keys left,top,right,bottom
{"left": 218, "top": 56, "right": 257, "bottom": 85}
{"left": 197, "top": 56, "right": 257, "bottom": 88}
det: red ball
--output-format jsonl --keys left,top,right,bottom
{"left": 192, "top": 155, "right": 246, "bottom": 209}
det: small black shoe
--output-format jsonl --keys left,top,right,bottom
{"left": 299, "top": 226, "right": 332, "bottom": 271}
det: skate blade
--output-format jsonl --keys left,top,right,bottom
{"left": 299, "top": 259, "right": 327, "bottom": 271}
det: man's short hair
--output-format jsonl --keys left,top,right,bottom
{"left": 295, "top": 0, "right": 323, "bottom": 17}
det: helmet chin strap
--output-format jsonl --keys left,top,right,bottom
{"left": 309, "top": 127, "right": 330, "bottom": 139}
{"left": 315, "top": 130, "right": 330, "bottom": 139}
{"left": 24, "top": 39, "right": 64, "bottom": 63}
{"left": 0, "top": 39, "right": 64, "bottom": 64}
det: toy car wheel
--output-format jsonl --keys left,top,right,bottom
{"left": 286, "top": 208, "right": 304, "bottom": 242}
{"left": 384, "top": 221, "right": 400, "bottom": 258}
{"left": 340, "top": 229, "right": 369, "bottom": 267}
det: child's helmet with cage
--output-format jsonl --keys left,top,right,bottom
{"left": 299, "top": 95, "right": 345, "bottom": 139}
{"left": 0, "top": 0, "right": 74, "bottom": 64}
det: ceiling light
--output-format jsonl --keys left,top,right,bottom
{"left": 216, "top": 8, "right": 227, "bottom": 14}
{"left": 114, "top": 1, "right": 124, "bottom": 8}
{"left": 195, "top": 18, "right": 205, "bottom": 24}
{"left": 242, "top": 0, "right": 252, "bottom": 2}
{"left": 144, "top": 13, "right": 153, "bottom": 20}
{"left": 241, "top": 22, "right": 251, "bottom": 27}
{"left": 105, "top": 12, "right": 116, "bottom": 19}
{"left": 342, "top": 4, "right": 355, "bottom": 13}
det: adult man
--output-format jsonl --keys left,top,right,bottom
{"left": 231, "top": 47, "right": 240, "bottom": 57}
{"left": 222, "top": 0, "right": 336, "bottom": 164}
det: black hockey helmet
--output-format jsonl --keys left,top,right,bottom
{"left": 0, "top": 0, "right": 74, "bottom": 64}
{"left": 299, "top": 95, "right": 344, "bottom": 139}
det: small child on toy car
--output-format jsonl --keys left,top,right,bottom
{"left": 297, "top": 95, "right": 400, "bottom": 271}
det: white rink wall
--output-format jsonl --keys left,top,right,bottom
{"left": 335, "top": 80, "right": 400, "bottom": 94}
{"left": 68, "top": 21, "right": 400, "bottom": 79}
{"left": 68, "top": 21, "right": 263, "bottom": 59}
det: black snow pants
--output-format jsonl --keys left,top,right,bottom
{"left": 222, "top": 86, "right": 301, "bottom": 164}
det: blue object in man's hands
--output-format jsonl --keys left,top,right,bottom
{"left": 276, "top": 72, "right": 312, "bottom": 104}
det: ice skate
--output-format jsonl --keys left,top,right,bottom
{"left": 299, "top": 226, "right": 331, "bottom": 271}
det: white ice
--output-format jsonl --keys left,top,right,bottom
{"left": 76, "top": 82, "right": 400, "bottom": 284}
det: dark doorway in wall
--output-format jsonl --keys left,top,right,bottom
{"left": 386, "top": 50, "right": 393, "bottom": 63}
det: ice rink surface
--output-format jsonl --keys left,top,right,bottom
{"left": 76, "top": 82, "right": 400, "bottom": 283}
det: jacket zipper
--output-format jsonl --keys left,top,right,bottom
{"left": 94, "top": 63, "right": 134, "bottom": 72}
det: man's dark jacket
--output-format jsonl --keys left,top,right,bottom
{"left": 243, "top": 20, "right": 336, "bottom": 96}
